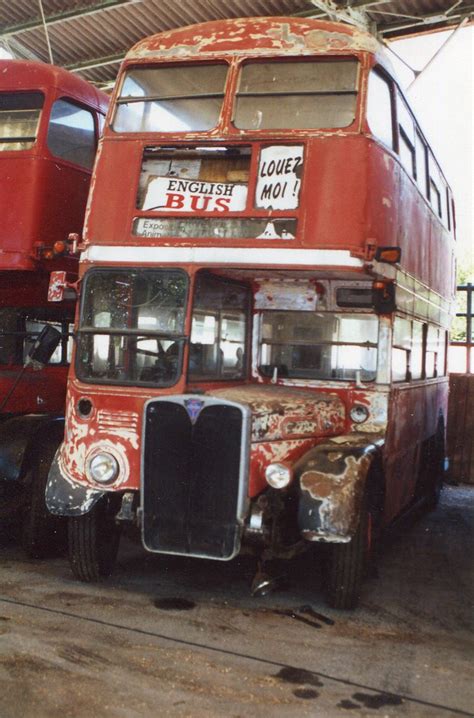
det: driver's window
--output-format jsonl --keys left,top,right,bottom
{"left": 189, "top": 274, "right": 249, "bottom": 380}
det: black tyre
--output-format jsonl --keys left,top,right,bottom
{"left": 426, "top": 430, "right": 445, "bottom": 509}
{"left": 324, "top": 500, "right": 370, "bottom": 610}
{"left": 416, "top": 424, "right": 445, "bottom": 510}
{"left": 68, "top": 498, "right": 121, "bottom": 582}
{"left": 22, "top": 441, "right": 66, "bottom": 558}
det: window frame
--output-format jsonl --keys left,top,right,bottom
{"left": 76, "top": 267, "right": 189, "bottom": 388}
{"left": 188, "top": 273, "right": 251, "bottom": 382}
{"left": 46, "top": 96, "right": 98, "bottom": 170}
{"left": 111, "top": 61, "right": 230, "bottom": 135}
{"left": 233, "top": 56, "right": 360, "bottom": 132}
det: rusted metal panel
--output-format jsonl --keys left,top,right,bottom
{"left": 447, "top": 374, "right": 474, "bottom": 484}
{"left": 384, "top": 378, "right": 449, "bottom": 522}
{"left": 207, "top": 385, "right": 346, "bottom": 441}
{"left": 296, "top": 434, "right": 383, "bottom": 541}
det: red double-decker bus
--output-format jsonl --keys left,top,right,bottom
{"left": 46, "top": 18, "right": 455, "bottom": 608}
{"left": 0, "top": 60, "right": 108, "bottom": 554}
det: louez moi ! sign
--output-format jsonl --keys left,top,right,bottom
{"left": 256, "top": 145, "right": 303, "bottom": 210}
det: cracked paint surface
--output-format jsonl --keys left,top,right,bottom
{"left": 208, "top": 384, "right": 345, "bottom": 442}
{"left": 127, "top": 18, "right": 381, "bottom": 61}
{"left": 298, "top": 440, "right": 379, "bottom": 540}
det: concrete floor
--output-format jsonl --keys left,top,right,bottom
{"left": 0, "top": 485, "right": 473, "bottom": 718}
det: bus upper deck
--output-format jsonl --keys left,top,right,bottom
{"left": 82, "top": 17, "right": 455, "bottom": 304}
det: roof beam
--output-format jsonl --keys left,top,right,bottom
{"left": 66, "top": 52, "right": 125, "bottom": 73}
{"left": 1, "top": 35, "right": 42, "bottom": 62}
{"left": 0, "top": 0, "right": 142, "bottom": 39}
{"left": 378, "top": 3, "right": 474, "bottom": 35}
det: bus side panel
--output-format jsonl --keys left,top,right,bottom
{"left": 0, "top": 366, "right": 69, "bottom": 415}
{"left": 39, "top": 159, "right": 91, "bottom": 247}
{"left": 302, "top": 137, "right": 369, "bottom": 253}
{"left": 383, "top": 379, "right": 448, "bottom": 523}
{"left": 367, "top": 144, "right": 455, "bottom": 298}
{"left": 1, "top": 157, "right": 42, "bottom": 269}
{"left": 85, "top": 141, "right": 141, "bottom": 245}
{"left": 0, "top": 156, "right": 91, "bottom": 268}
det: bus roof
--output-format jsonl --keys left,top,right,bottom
{"left": 0, "top": 60, "right": 108, "bottom": 113}
{"left": 126, "top": 16, "right": 382, "bottom": 62}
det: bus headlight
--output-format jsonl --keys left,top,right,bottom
{"left": 350, "top": 404, "right": 369, "bottom": 424}
{"left": 265, "top": 463, "right": 292, "bottom": 489}
{"left": 88, "top": 452, "right": 119, "bottom": 484}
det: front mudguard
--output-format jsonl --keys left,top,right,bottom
{"left": 45, "top": 452, "right": 104, "bottom": 517}
{"left": 296, "top": 434, "right": 383, "bottom": 543}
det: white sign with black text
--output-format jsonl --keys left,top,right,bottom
{"left": 255, "top": 145, "right": 304, "bottom": 210}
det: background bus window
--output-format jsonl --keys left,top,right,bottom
{"left": 0, "top": 308, "right": 72, "bottom": 366}
{"left": 367, "top": 70, "right": 393, "bottom": 149}
{"left": 23, "top": 320, "right": 72, "bottom": 365}
{"left": 0, "top": 91, "right": 43, "bottom": 151}
{"left": 234, "top": 59, "right": 358, "bottom": 130}
{"left": 0, "top": 308, "right": 21, "bottom": 364}
{"left": 47, "top": 99, "right": 96, "bottom": 169}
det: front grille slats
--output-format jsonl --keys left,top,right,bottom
{"left": 143, "top": 398, "right": 245, "bottom": 560}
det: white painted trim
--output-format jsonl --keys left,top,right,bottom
{"left": 82, "top": 245, "right": 364, "bottom": 268}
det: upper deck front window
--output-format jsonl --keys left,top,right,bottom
{"left": 112, "top": 64, "right": 228, "bottom": 133}
{"left": 0, "top": 92, "right": 44, "bottom": 151}
{"left": 234, "top": 59, "right": 359, "bottom": 130}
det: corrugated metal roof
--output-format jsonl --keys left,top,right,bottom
{"left": 0, "top": 0, "right": 472, "bottom": 86}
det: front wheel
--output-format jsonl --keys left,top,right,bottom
{"left": 68, "top": 498, "right": 121, "bottom": 582}
{"left": 323, "top": 501, "right": 371, "bottom": 610}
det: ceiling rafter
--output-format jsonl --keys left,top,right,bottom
{"left": 0, "top": 0, "right": 142, "bottom": 39}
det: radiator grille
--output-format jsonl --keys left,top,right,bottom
{"left": 143, "top": 398, "right": 245, "bottom": 559}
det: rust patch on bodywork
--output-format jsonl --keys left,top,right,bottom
{"left": 208, "top": 384, "right": 345, "bottom": 442}
{"left": 297, "top": 437, "right": 382, "bottom": 542}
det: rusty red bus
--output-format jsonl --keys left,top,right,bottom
{"left": 46, "top": 18, "right": 455, "bottom": 608}
{"left": 0, "top": 60, "right": 108, "bottom": 554}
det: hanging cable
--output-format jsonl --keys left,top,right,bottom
{"left": 38, "top": 0, "right": 54, "bottom": 64}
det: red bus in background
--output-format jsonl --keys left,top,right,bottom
{"left": 0, "top": 60, "right": 108, "bottom": 554}
{"left": 46, "top": 18, "right": 455, "bottom": 608}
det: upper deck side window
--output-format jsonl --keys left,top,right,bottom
{"left": 0, "top": 91, "right": 44, "bottom": 151}
{"left": 112, "top": 64, "right": 228, "bottom": 133}
{"left": 367, "top": 70, "right": 394, "bottom": 150}
{"left": 234, "top": 58, "right": 359, "bottom": 130}
{"left": 47, "top": 98, "right": 96, "bottom": 170}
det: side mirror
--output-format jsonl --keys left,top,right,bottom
{"left": 26, "top": 325, "right": 62, "bottom": 368}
